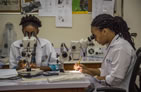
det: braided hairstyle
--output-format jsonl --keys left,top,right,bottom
{"left": 19, "top": 14, "right": 42, "bottom": 32}
{"left": 19, "top": 15, "right": 41, "bottom": 43}
{"left": 91, "top": 14, "right": 136, "bottom": 50}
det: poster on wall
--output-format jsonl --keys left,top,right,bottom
{"left": 72, "top": 0, "right": 88, "bottom": 14}
{"left": 92, "top": 0, "right": 115, "bottom": 19}
{"left": 56, "top": 0, "right": 72, "bottom": 27}
{"left": 21, "top": 0, "right": 41, "bottom": 14}
{"left": 39, "top": 0, "right": 56, "bottom": 16}
{"left": 0, "top": 0, "right": 21, "bottom": 12}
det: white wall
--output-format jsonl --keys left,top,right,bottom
{"left": 0, "top": 14, "right": 92, "bottom": 48}
{"left": 124, "top": 0, "right": 141, "bottom": 49}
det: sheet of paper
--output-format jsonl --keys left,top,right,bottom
{"left": 92, "top": 0, "right": 115, "bottom": 19}
{"left": 56, "top": 0, "right": 72, "bottom": 27}
{"left": 0, "top": 69, "right": 18, "bottom": 78}
{"left": 39, "top": 0, "right": 56, "bottom": 16}
{"left": 21, "top": 77, "right": 47, "bottom": 83}
{"left": 47, "top": 71, "right": 85, "bottom": 82}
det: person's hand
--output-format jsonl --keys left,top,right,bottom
{"left": 18, "top": 61, "right": 37, "bottom": 69}
{"left": 74, "top": 63, "right": 89, "bottom": 73}
{"left": 30, "top": 63, "right": 37, "bottom": 68}
{"left": 95, "top": 76, "right": 105, "bottom": 80}
{"left": 74, "top": 63, "right": 94, "bottom": 76}
{"left": 74, "top": 63, "right": 80, "bottom": 71}
{"left": 18, "top": 60, "right": 26, "bottom": 69}
{"left": 74, "top": 63, "right": 86, "bottom": 71}
{"left": 40, "top": 66, "right": 51, "bottom": 71}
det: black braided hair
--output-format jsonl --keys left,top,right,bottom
{"left": 19, "top": 14, "right": 41, "bottom": 30}
{"left": 91, "top": 14, "right": 136, "bottom": 50}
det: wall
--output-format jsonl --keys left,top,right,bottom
{"left": 0, "top": 14, "right": 92, "bottom": 48}
{"left": 124, "top": 0, "right": 141, "bottom": 49}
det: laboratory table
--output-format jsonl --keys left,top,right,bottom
{"left": 0, "top": 72, "right": 90, "bottom": 92}
{"left": 0, "top": 61, "right": 101, "bottom": 92}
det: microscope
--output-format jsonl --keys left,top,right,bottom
{"left": 20, "top": 32, "right": 37, "bottom": 71}
{"left": 17, "top": 32, "right": 43, "bottom": 77}
{"left": 56, "top": 43, "right": 71, "bottom": 72}
{"left": 70, "top": 41, "right": 81, "bottom": 60}
{"left": 59, "top": 43, "right": 71, "bottom": 62}
{"left": 70, "top": 35, "right": 95, "bottom": 60}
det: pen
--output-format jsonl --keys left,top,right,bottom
{"left": 78, "top": 60, "right": 80, "bottom": 65}
{"left": 77, "top": 57, "right": 82, "bottom": 65}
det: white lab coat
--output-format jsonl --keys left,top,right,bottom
{"left": 91, "top": 35, "right": 136, "bottom": 92}
{"left": 9, "top": 38, "right": 57, "bottom": 69}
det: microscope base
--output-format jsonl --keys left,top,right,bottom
{"left": 18, "top": 68, "right": 43, "bottom": 78}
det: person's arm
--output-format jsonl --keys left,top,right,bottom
{"left": 30, "top": 62, "right": 52, "bottom": 71}
{"left": 87, "top": 68, "right": 101, "bottom": 76}
{"left": 45, "top": 41, "right": 58, "bottom": 71}
{"left": 39, "top": 66, "right": 52, "bottom": 71}
{"left": 9, "top": 44, "right": 18, "bottom": 69}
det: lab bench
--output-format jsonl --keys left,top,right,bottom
{"left": 0, "top": 80, "right": 90, "bottom": 92}
{"left": 0, "top": 71, "right": 90, "bottom": 92}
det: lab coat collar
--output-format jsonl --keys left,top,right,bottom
{"left": 106, "top": 34, "right": 120, "bottom": 50}
{"left": 38, "top": 38, "right": 47, "bottom": 47}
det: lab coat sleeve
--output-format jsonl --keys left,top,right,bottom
{"left": 106, "top": 74, "right": 123, "bottom": 86}
{"left": 49, "top": 45, "right": 57, "bottom": 64}
{"left": 105, "top": 47, "right": 131, "bottom": 85}
{"left": 9, "top": 44, "right": 18, "bottom": 69}
{"left": 47, "top": 43, "right": 58, "bottom": 71}
{"left": 44, "top": 41, "right": 57, "bottom": 64}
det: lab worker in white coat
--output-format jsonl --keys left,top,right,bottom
{"left": 74, "top": 14, "right": 136, "bottom": 92}
{"left": 10, "top": 15, "right": 57, "bottom": 71}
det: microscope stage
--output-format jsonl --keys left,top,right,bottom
{"left": 17, "top": 68, "right": 43, "bottom": 77}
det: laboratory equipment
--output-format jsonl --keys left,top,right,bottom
{"left": 80, "top": 35, "right": 95, "bottom": 57}
{"left": 87, "top": 46, "right": 103, "bottom": 57}
{"left": 18, "top": 32, "right": 43, "bottom": 77}
{"left": 1, "top": 22, "right": 17, "bottom": 57}
{"left": 57, "top": 43, "right": 71, "bottom": 72}
{"left": 59, "top": 43, "right": 71, "bottom": 62}
{"left": 70, "top": 35, "right": 95, "bottom": 60}
{"left": 18, "top": 68, "right": 43, "bottom": 78}
{"left": 70, "top": 41, "right": 82, "bottom": 60}
{"left": 86, "top": 42, "right": 95, "bottom": 57}
{"left": 20, "top": 32, "right": 37, "bottom": 71}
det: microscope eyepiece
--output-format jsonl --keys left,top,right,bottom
{"left": 88, "top": 34, "right": 95, "bottom": 42}
{"left": 62, "top": 51, "right": 68, "bottom": 58}
{"left": 72, "top": 45, "right": 76, "bottom": 50}
{"left": 22, "top": 51, "right": 26, "bottom": 57}
{"left": 20, "top": 44, "right": 23, "bottom": 47}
